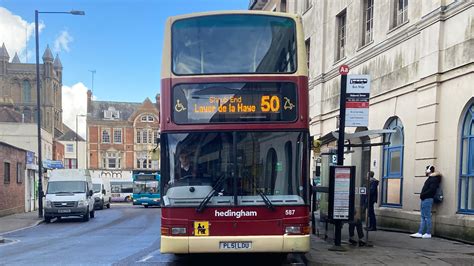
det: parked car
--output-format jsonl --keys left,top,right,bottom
{"left": 92, "top": 177, "right": 111, "bottom": 210}
{"left": 44, "top": 169, "right": 95, "bottom": 223}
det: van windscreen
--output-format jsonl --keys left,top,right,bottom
{"left": 47, "top": 181, "right": 87, "bottom": 194}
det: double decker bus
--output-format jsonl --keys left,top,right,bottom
{"left": 132, "top": 171, "right": 161, "bottom": 207}
{"left": 160, "top": 11, "right": 310, "bottom": 254}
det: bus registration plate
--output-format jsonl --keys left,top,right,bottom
{"left": 219, "top": 242, "right": 252, "bottom": 250}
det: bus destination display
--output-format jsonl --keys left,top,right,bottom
{"left": 172, "top": 82, "right": 297, "bottom": 124}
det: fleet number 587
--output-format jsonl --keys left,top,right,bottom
{"left": 285, "top": 209, "right": 295, "bottom": 216}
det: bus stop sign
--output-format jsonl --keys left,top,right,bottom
{"left": 339, "top": 65, "right": 349, "bottom": 75}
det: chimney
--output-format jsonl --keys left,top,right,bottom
{"left": 87, "top": 90, "right": 93, "bottom": 113}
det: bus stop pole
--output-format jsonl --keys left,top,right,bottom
{"left": 334, "top": 73, "right": 348, "bottom": 247}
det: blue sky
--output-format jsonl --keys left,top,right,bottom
{"left": 0, "top": 0, "right": 248, "bottom": 102}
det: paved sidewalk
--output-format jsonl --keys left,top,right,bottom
{"left": 306, "top": 229, "right": 474, "bottom": 265}
{"left": 0, "top": 211, "right": 43, "bottom": 237}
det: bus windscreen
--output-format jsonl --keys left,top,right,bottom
{"left": 172, "top": 82, "right": 297, "bottom": 124}
{"left": 172, "top": 14, "right": 296, "bottom": 75}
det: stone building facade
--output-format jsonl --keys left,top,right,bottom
{"left": 251, "top": 0, "right": 474, "bottom": 242}
{"left": 87, "top": 91, "right": 160, "bottom": 172}
{"left": 0, "top": 43, "right": 64, "bottom": 137}
{"left": 0, "top": 141, "right": 26, "bottom": 217}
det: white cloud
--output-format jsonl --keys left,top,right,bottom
{"left": 53, "top": 30, "right": 73, "bottom": 53}
{"left": 62, "top": 82, "right": 90, "bottom": 139}
{"left": 0, "top": 7, "right": 45, "bottom": 62}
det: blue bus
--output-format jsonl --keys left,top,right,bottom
{"left": 132, "top": 172, "right": 160, "bottom": 207}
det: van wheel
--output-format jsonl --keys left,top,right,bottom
{"left": 83, "top": 209, "right": 90, "bottom": 222}
{"left": 99, "top": 200, "right": 104, "bottom": 210}
{"left": 44, "top": 216, "right": 52, "bottom": 223}
{"left": 90, "top": 210, "right": 95, "bottom": 218}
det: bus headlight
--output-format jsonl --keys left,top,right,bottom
{"left": 285, "top": 225, "right": 310, "bottom": 235}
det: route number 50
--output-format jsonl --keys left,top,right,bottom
{"left": 261, "top": 96, "right": 280, "bottom": 112}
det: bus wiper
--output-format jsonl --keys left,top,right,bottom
{"left": 196, "top": 174, "right": 227, "bottom": 213}
{"left": 257, "top": 189, "right": 275, "bottom": 211}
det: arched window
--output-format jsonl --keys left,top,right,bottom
{"left": 459, "top": 103, "right": 474, "bottom": 212}
{"left": 382, "top": 117, "right": 404, "bottom": 206}
{"left": 22, "top": 80, "right": 31, "bottom": 103}
{"left": 265, "top": 148, "right": 278, "bottom": 195}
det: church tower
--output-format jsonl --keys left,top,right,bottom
{"left": 53, "top": 54, "right": 63, "bottom": 133}
{"left": 0, "top": 43, "right": 9, "bottom": 76}
{"left": 42, "top": 45, "right": 54, "bottom": 134}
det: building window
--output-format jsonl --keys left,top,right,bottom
{"left": 336, "top": 9, "right": 347, "bottom": 61}
{"left": 382, "top": 117, "right": 404, "bottom": 206}
{"left": 22, "top": 80, "right": 31, "bottom": 103}
{"left": 362, "top": 0, "right": 374, "bottom": 45}
{"left": 154, "top": 130, "right": 160, "bottom": 144}
{"left": 102, "top": 129, "right": 111, "bottom": 143}
{"left": 305, "top": 38, "right": 310, "bottom": 69}
{"left": 66, "top": 144, "right": 74, "bottom": 153}
{"left": 393, "top": 0, "right": 408, "bottom": 28}
{"left": 104, "top": 107, "right": 120, "bottom": 120}
{"left": 148, "top": 130, "right": 153, "bottom": 144}
{"left": 459, "top": 103, "right": 474, "bottom": 212}
{"left": 103, "top": 152, "right": 121, "bottom": 169}
{"left": 113, "top": 129, "right": 122, "bottom": 143}
{"left": 4, "top": 162, "right": 10, "bottom": 184}
{"left": 142, "top": 130, "right": 148, "bottom": 143}
{"left": 141, "top": 115, "right": 154, "bottom": 122}
{"left": 280, "top": 0, "right": 287, "bottom": 12}
{"left": 136, "top": 130, "right": 141, "bottom": 144}
{"left": 64, "top": 158, "right": 77, "bottom": 169}
{"left": 16, "top": 162, "right": 23, "bottom": 183}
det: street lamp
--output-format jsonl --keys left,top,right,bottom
{"left": 76, "top": 114, "right": 86, "bottom": 169}
{"left": 35, "top": 9, "right": 85, "bottom": 218}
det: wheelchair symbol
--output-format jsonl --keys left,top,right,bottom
{"left": 175, "top": 99, "right": 186, "bottom": 112}
{"left": 284, "top": 97, "right": 295, "bottom": 110}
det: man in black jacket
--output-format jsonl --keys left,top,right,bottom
{"left": 367, "top": 171, "right": 379, "bottom": 231}
{"left": 410, "top": 165, "right": 442, "bottom": 239}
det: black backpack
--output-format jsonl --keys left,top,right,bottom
{"left": 434, "top": 186, "right": 443, "bottom": 203}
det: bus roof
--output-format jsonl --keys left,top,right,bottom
{"left": 167, "top": 10, "right": 300, "bottom": 21}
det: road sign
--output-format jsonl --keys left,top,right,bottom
{"left": 345, "top": 75, "right": 370, "bottom": 127}
{"left": 339, "top": 65, "right": 349, "bottom": 75}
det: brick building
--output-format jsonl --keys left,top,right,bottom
{"left": 0, "top": 141, "right": 26, "bottom": 217}
{"left": 87, "top": 90, "right": 160, "bottom": 171}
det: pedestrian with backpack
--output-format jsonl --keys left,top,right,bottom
{"left": 410, "top": 165, "right": 442, "bottom": 239}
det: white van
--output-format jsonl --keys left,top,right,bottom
{"left": 92, "top": 177, "right": 111, "bottom": 210}
{"left": 44, "top": 169, "right": 95, "bottom": 223}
